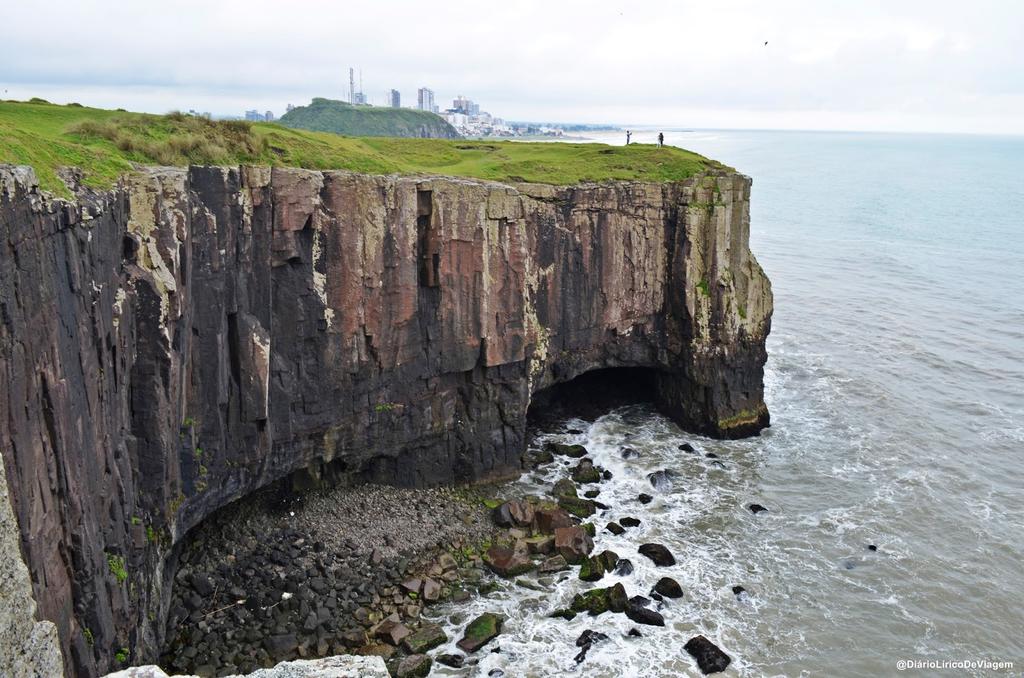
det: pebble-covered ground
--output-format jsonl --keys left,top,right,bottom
{"left": 160, "top": 482, "right": 500, "bottom": 677}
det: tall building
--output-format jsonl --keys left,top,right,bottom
{"left": 452, "top": 95, "right": 473, "bottom": 114}
{"left": 348, "top": 67, "right": 367, "bottom": 105}
{"left": 264, "top": 111, "right": 275, "bottom": 122}
{"left": 245, "top": 109, "right": 261, "bottom": 121}
{"left": 417, "top": 87, "right": 435, "bottom": 113}
{"left": 388, "top": 89, "right": 401, "bottom": 108}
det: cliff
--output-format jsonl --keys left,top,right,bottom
{"left": 0, "top": 163, "right": 771, "bottom": 676}
{"left": 279, "top": 99, "right": 460, "bottom": 139}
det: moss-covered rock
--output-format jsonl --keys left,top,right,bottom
{"left": 457, "top": 612, "right": 505, "bottom": 653}
{"left": 578, "top": 555, "right": 606, "bottom": 582}
{"left": 547, "top": 443, "right": 588, "bottom": 458}
{"left": 558, "top": 496, "right": 596, "bottom": 518}
{"left": 402, "top": 625, "right": 448, "bottom": 654}
{"left": 552, "top": 478, "right": 578, "bottom": 498}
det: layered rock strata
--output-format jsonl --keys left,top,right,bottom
{"left": 0, "top": 163, "right": 771, "bottom": 676}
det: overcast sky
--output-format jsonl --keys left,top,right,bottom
{"left": 2, "top": 0, "right": 1022, "bottom": 134}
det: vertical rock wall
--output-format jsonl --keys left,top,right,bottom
{"left": 0, "top": 164, "right": 771, "bottom": 676}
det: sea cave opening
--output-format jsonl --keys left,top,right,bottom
{"left": 526, "top": 366, "right": 663, "bottom": 429}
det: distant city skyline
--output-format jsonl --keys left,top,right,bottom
{"left": 2, "top": 1, "right": 1022, "bottom": 134}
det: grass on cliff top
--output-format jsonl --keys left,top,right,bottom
{"left": 0, "top": 99, "right": 723, "bottom": 198}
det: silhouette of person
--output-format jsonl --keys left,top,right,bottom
{"left": 658, "top": 132, "right": 664, "bottom": 147}
{"left": 626, "top": 130, "right": 632, "bottom": 145}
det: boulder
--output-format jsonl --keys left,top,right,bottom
{"left": 568, "top": 582, "right": 627, "bottom": 616}
{"left": 638, "top": 543, "right": 676, "bottom": 566}
{"left": 373, "top": 617, "right": 411, "bottom": 646}
{"left": 583, "top": 489, "right": 600, "bottom": 499}
{"left": 554, "top": 526, "right": 594, "bottom": 564}
{"left": 620, "top": 447, "right": 641, "bottom": 459}
{"left": 731, "top": 585, "right": 746, "bottom": 596}
{"left": 402, "top": 625, "right": 447, "bottom": 654}
{"left": 396, "top": 654, "right": 432, "bottom": 678}
{"left": 457, "top": 613, "right": 504, "bottom": 653}
{"left": 748, "top": 503, "right": 768, "bottom": 514}
{"left": 606, "top": 522, "right": 625, "bottom": 535}
{"left": 493, "top": 500, "right": 535, "bottom": 527}
{"left": 484, "top": 542, "right": 534, "bottom": 577}
{"left": 400, "top": 578, "right": 422, "bottom": 595}
{"left": 538, "top": 555, "right": 570, "bottom": 573}
{"left": 547, "top": 443, "right": 588, "bottom": 458}
{"left": 552, "top": 478, "right": 578, "bottom": 498}
{"left": 421, "top": 577, "right": 442, "bottom": 602}
{"left": 597, "top": 550, "right": 619, "bottom": 572}
{"left": 578, "top": 556, "right": 606, "bottom": 582}
{"left": 558, "top": 496, "right": 597, "bottom": 518}
{"left": 571, "top": 460, "right": 602, "bottom": 484}
{"left": 613, "top": 558, "right": 634, "bottom": 576}
{"left": 679, "top": 442, "right": 696, "bottom": 452}
{"left": 638, "top": 493, "right": 653, "bottom": 505}
{"left": 535, "top": 508, "right": 574, "bottom": 534}
{"left": 625, "top": 600, "right": 665, "bottom": 626}
{"left": 524, "top": 535, "right": 555, "bottom": 555}
{"left": 684, "top": 635, "right": 732, "bottom": 674}
{"left": 437, "top": 654, "right": 465, "bottom": 668}
{"left": 648, "top": 469, "right": 679, "bottom": 492}
{"left": 574, "top": 629, "right": 610, "bottom": 663}
{"left": 619, "top": 517, "right": 641, "bottom": 528}
{"left": 653, "top": 577, "right": 683, "bottom": 599}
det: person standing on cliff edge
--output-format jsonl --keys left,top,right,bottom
{"left": 658, "top": 132, "right": 664, "bottom": 147}
{"left": 626, "top": 130, "right": 632, "bottom": 144}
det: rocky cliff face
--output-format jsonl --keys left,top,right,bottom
{"left": 0, "top": 163, "right": 771, "bottom": 676}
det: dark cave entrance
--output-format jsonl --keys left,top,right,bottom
{"left": 526, "top": 366, "right": 663, "bottom": 430}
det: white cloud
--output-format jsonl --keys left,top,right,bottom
{"left": 0, "top": 0, "right": 1021, "bottom": 133}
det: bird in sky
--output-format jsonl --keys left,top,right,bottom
{"left": 764, "top": 41, "right": 768, "bottom": 46}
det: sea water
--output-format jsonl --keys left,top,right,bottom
{"left": 425, "top": 130, "right": 1024, "bottom": 677}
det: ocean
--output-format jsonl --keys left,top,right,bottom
{"left": 426, "top": 129, "right": 1024, "bottom": 676}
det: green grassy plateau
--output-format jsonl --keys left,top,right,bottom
{"left": 279, "top": 97, "right": 459, "bottom": 139}
{"left": 0, "top": 99, "right": 722, "bottom": 198}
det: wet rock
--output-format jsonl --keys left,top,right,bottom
{"left": 578, "top": 555, "right": 606, "bottom": 582}
{"left": 679, "top": 443, "right": 696, "bottom": 453}
{"left": 583, "top": 489, "right": 600, "bottom": 499}
{"left": 574, "top": 629, "right": 610, "bottom": 663}
{"left": 606, "top": 522, "right": 625, "bottom": 536}
{"left": 597, "top": 550, "right": 619, "bottom": 571}
{"left": 538, "top": 555, "right": 570, "bottom": 573}
{"left": 437, "top": 654, "right": 465, "bottom": 668}
{"left": 457, "top": 613, "right": 505, "bottom": 653}
{"left": 704, "top": 452, "right": 718, "bottom": 459}
{"left": 653, "top": 577, "right": 683, "bottom": 599}
{"left": 748, "top": 503, "right": 768, "bottom": 514}
{"left": 566, "top": 428, "right": 585, "bottom": 435}
{"left": 570, "top": 583, "right": 627, "bottom": 616}
{"left": 552, "top": 478, "right": 578, "bottom": 498}
{"left": 627, "top": 628, "right": 643, "bottom": 637}
{"left": 554, "top": 526, "right": 595, "bottom": 564}
{"left": 867, "top": 544, "right": 878, "bottom": 552}
{"left": 484, "top": 543, "right": 534, "bottom": 577}
{"left": 619, "top": 517, "right": 641, "bottom": 528}
{"left": 620, "top": 447, "right": 641, "bottom": 459}
{"left": 684, "top": 635, "right": 732, "bottom": 674}
{"left": 613, "top": 559, "right": 634, "bottom": 576}
{"left": 535, "top": 508, "right": 574, "bottom": 533}
{"left": 571, "top": 460, "right": 603, "bottom": 484}
{"left": 637, "top": 493, "right": 654, "bottom": 505}
{"left": 625, "top": 600, "right": 665, "bottom": 626}
{"left": 396, "top": 653, "right": 432, "bottom": 677}
{"left": 547, "top": 443, "right": 588, "bottom": 458}
{"left": 731, "top": 585, "right": 746, "bottom": 596}
{"left": 648, "top": 469, "right": 679, "bottom": 492}
{"left": 524, "top": 448, "right": 555, "bottom": 466}
{"left": 558, "top": 496, "right": 597, "bottom": 519}
{"left": 402, "top": 625, "right": 447, "bottom": 654}
{"left": 638, "top": 543, "right": 676, "bottom": 566}
{"left": 549, "top": 608, "right": 577, "bottom": 621}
